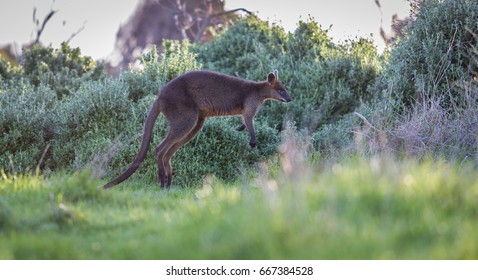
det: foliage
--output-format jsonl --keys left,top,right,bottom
{"left": 0, "top": 40, "right": 278, "bottom": 186}
{"left": 0, "top": 59, "right": 17, "bottom": 81}
{"left": 358, "top": 84, "right": 478, "bottom": 161}
{"left": 20, "top": 43, "right": 105, "bottom": 98}
{"left": 0, "top": 48, "right": 20, "bottom": 81}
{"left": 51, "top": 79, "right": 136, "bottom": 172}
{"left": 194, "top": 15, "right": 287, "bottom": 78}
{"left": 312, "top": 82, "right": 478, "bottom": 163}
{"left": 314, "top": 0, "right": 478, "bottom": 162}
{"left": 375, "top": 0, "right": 478, "bottom": 107}
{"left": 2, "top": 0, "right": 478, "bottom": 178}
{"left": 194, "top": 15, "right": 381, "bottom": 129}
{"left": 157, "top": 117, "right": 280, "bottom": 187}
{"left": 0, "top": 77, "right": 136, "bottom": 173}
{"left": 0, "top": 84, "right": 60, "bottom": 172}
{"left": 121, "top": 41, "right": 201, "bottom": 102}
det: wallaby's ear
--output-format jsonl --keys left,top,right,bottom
{"left": 267, "top": 72, "right": 275, "bottom": 84}
{"left": 273, "top": 69, "right": 279, "bottom": 79}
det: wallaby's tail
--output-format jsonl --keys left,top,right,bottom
{"left": 103, "top": 98, "right": 161, "bottom": 189}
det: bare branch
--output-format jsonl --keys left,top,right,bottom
{"left": 66, "top": 21, "right": 87, "bottom": 44}
{"left": 35, "top": 9, "right": 58, "bottom": 44}
{"left": 35, "top": 142, "right": 51, "bottom": 174}
{"left": 194, "top": 8, "right": 252, "bottom": 43}
{"left": 8, "top": 155, "right": 16, "bottom": 176}
{"left": 354, "top": 112, "right": 379, "bottom": 132}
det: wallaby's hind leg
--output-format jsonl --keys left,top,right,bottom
{"left": 155, "top": 112, "right": 199, "bottom": 188}
{"left": 155, "top": 138, "right": 174, "bottom": 187}
{"left": 162, "top": 116, "right": 205, "bottom": 187}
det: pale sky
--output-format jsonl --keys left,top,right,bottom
{"left": 0, "top": 0, "right": 409, "bottom": 59}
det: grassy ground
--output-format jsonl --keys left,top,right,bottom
{"left": 1, "top": 156, "right": 477, "bottom": 259}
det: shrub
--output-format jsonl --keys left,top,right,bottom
{"left": 0, "top": 59, "right": 18, "bottom": 82}
{"left": 255, "top": 36, "right": 380, "bottom": 131}
{"left": 50, "top": 78, "right": 136, "bottom": 171}
{"left": 121, "top": 41, "right": 201, "bottom": 102}
{"left": 0, "top": 83, "right": 60, "bottom": 172}
{"left": 285, "top": 19, "right": 336, "bottom": 62}
{"left": 391, "top": 87, "right": 478, "bottom": 160}
{"left": 169, "top": 118, "right": 281, "bottom": 186}
{"left": 0, "top": 48, "right": 21, "bottom": 82}
{"left": 194, "top": 15, "right": 287, "bottom": 79}
{"left": 312, "top": 112, "right": 358, "bottom": 158}
{"left": 194, "top": 16, "right": 381, "bottom": 130}
{"left": 0, "top": 43, "right": 107, "bottom": 172}
{"left": 325, "top": 83, "right": 478, "bottom": 162}
{"left": 0, "top": 77, "right": 138, "bottom": 173}
{"left": 1, "top": 37, "right": 283, "bottom": 187}
{"left": 19, "top": 43, "right": 105, "bottom": 98}
{"left": 376, "top": 0, "right": 478, "bottom": 108}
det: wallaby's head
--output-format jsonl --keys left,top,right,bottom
{"left": 265, "top": 70, "right": 292, "bottom": 103}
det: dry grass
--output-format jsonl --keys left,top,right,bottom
{"left": 353, "top": 83, "right": 478, "bottom": 162}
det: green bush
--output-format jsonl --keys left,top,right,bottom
{"left": 0, "top": 77, "right": 138, "bottom": 173}
{"left": 122, "top": 41, "right": 201, "bottom": 102}
{"left": 0, "top": 16, "right": 382, "bottom": 187}
{"left": 1, "top": 39, "right": 283, "bottom": 186}
{"left": 50, "top": 79, "right": 136, "bottom": 171}
{"left": 285, "top": 19, "right": 336, "bottom": 62}
{"left": 20, "top": 43, "right": 105, "bottom": 98}
{"left": 194, "top": 16, "right": 381, "bottom": 130}
{"left": 0, "top": 42, "right": 137, "bottom": 173}
{"left": 376, "top": 0, "right": 478, "bottom": 107}
{"left": 0, "top": 59, "right": 17, "bottom": 82}
{"left": 312, "top": 112, "right": 358, "bottom": 157}
{"left": 100, "top": 17, "right": 382, "bottom": 185}
{"left": 0, "top": 48, "right": 20, "bottom": 82}
{"left": 167, "top": 118, "right": 281, "bottom": 187}
{"left": 0, "top": 83, "right": 60, "bottom": 172}
{"left": 194, "top": 15, "right": 286, "bottom": 78}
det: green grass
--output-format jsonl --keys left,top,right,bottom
{"left": 1, "top": 157, "right": 477, "bottom": 259}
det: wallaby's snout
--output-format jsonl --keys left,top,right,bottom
{"left": 275, "top": 89, "right": 291, "bottom": 103}
{"left": 268, "top": 69, "right": 291, "bottom": 103}
{"left": 281, "top": 89, "right": 292, "bottom": 103}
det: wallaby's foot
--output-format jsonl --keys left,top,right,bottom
{"left": 159, "top": 179, "right": 170, "bottom": 189}
{"left": 236, "top": 124, "right": 246, "bottom": 131}
{"left": 249, "top": 141, "right": 257, "bottom": 148}
{"left": 158, "top": 172, "right": 168, "bottom": 189}
{"left": 166, "top": 173, "right": 172, "bottom": 188}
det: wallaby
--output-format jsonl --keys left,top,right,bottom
{"left": 103, "top": 69, "right": 291, "bottom": 189}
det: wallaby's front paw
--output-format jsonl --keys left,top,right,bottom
{"left": 249, "top": 141, "right": 257, "bottom": 148}
{"left": 236, "top": 124, "right": 246, "bottom": 131}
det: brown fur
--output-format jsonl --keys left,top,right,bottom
{"left": 103, "top": 70, "right": 291, "bottom": 189}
